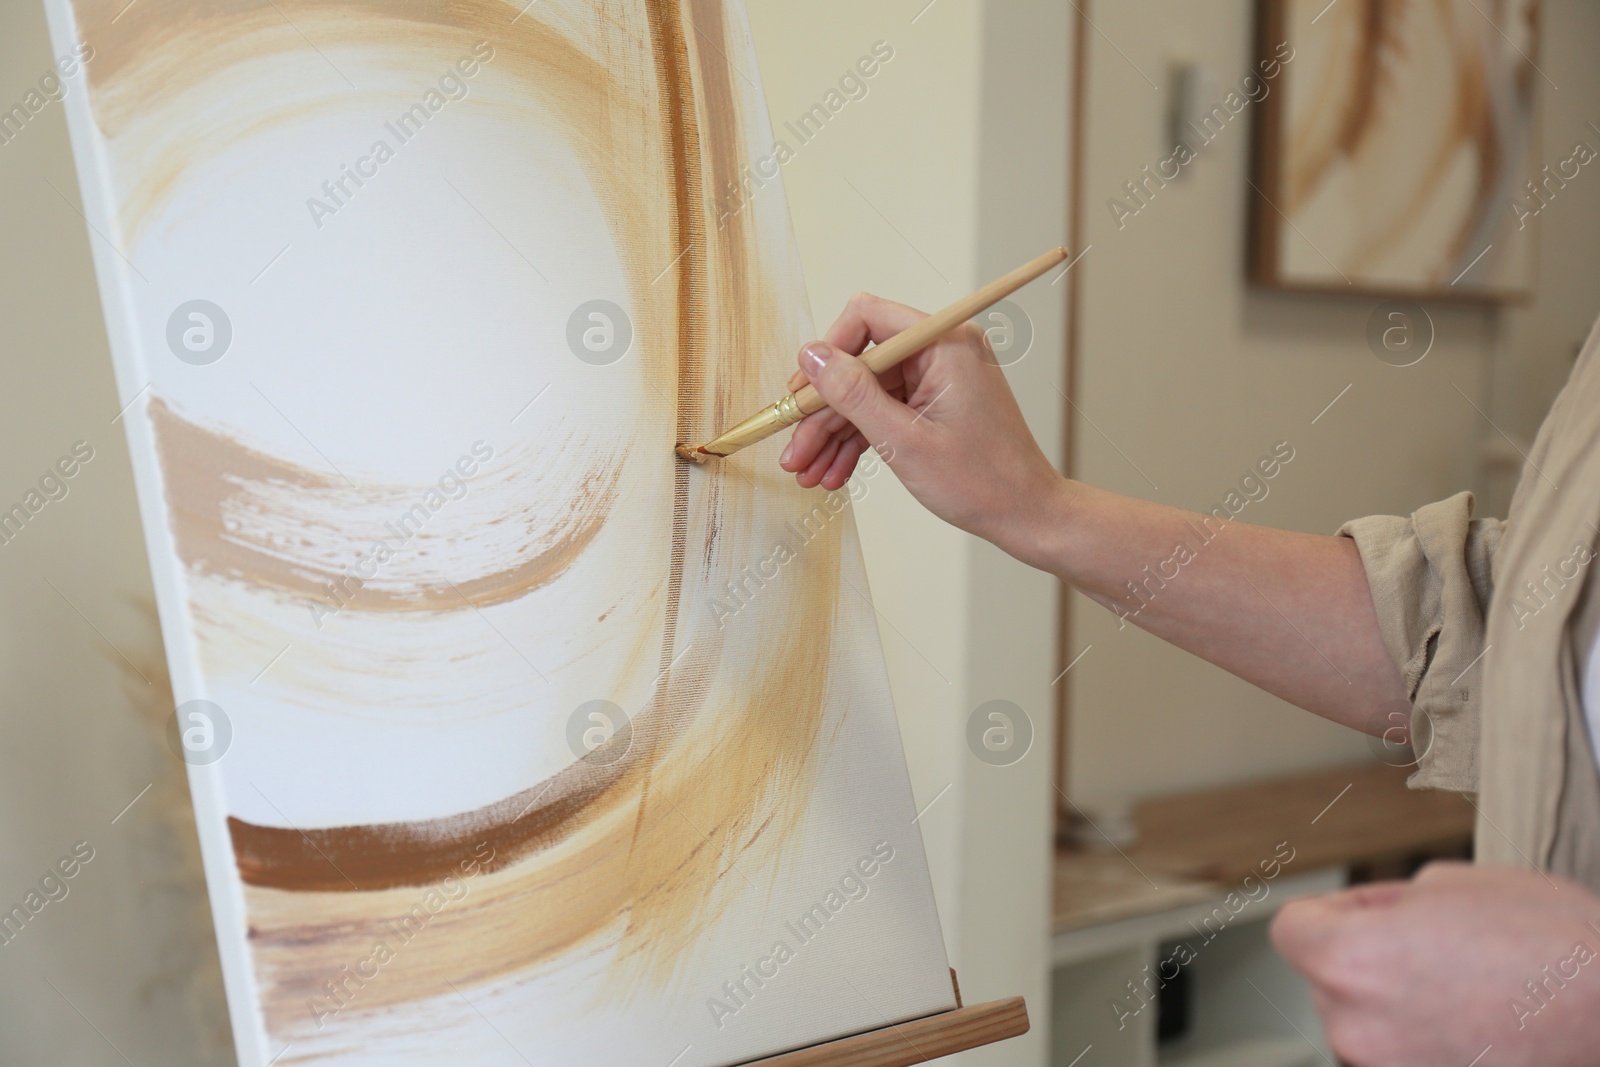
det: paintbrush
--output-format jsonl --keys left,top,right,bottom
{"left": 675, "top": 245, "right": 1071, "bottom": 462}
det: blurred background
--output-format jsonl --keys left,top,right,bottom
{"left": 4, "top": 1, "right": 1599, "bottom": 1065}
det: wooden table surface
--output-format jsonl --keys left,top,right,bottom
{"left": 1056, "top": 761, "right": 1476, "bottom": 931}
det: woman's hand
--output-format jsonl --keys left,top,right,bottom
{"left": 779, "top": 292, "right": 1066, "bottom": 551}
{"left": 1271, "top": 862, "right": 1600, "bottom": 1066}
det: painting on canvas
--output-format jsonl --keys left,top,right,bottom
{"left": 1252, "top": 0, "right": 1542, "bottom": 299}
{"left": 41, "top": 1, "right": 956, "bottom": 1063}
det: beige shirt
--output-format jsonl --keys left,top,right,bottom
{"left": 1340, "top": 315, "right": 1600, "bottom": 891}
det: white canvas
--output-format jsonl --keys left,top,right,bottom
{"left": 40, "top": 1, "right": 955, "bottom": 1063}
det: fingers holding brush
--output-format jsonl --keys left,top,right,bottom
{"left": 687, "top": 249, "right": 1066, "bottom": 464}
{"left": 792, "top": 428, "right": 871, "bottom": 491}
{"left": 781, "top": 293, "right": 936, "bottom": 481}
{"left": 779, "top": 293, "right": 1060, "bottom": 545}
{"left": 782, "top": 359, "right": 908, "bottom": 490}
{"left": 780, "top": 341, "right": 917, "bottom": 487}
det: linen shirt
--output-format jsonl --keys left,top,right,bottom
{"left": 1339, "top": 315, "right": 1600, "bottom": 891}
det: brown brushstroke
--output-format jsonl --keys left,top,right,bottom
{"left": 635, "top": 0, "right": 705, "bottom": 867}
{"left": 1333, "top": 1, "right": 1393, "bottom": 158}
{"left": 148, "top": 398, "right": 618, "bottom": 612}
{"left": 1286, "top": 0, "right": 1401, "bottom": 212}
{"left": 1338, "top": 0, "right": 1511, "bottom": 279}
{"left": 229, "top": 698, "right": 664, "bottom": 891}
{"left": 690, "top": 0, "right": 751, "bottom": 411}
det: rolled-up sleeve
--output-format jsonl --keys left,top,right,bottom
{"left": 1338, "top": 491, "right": 1504, "bottom": 793}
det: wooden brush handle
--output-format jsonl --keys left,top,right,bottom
{"left": 790, "top": 246, "right": 1069, "bottom": 417}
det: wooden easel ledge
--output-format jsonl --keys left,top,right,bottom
{"left": 742, "top": 973, "right": 1028, "bottom": 1066}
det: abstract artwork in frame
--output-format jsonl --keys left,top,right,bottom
{"left": 1251, "top": 0, "right": 1542, "bottom": 300}
{"left": 40, "top": 1, "right": 957, "bottom": 1064}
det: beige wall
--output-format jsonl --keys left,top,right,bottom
{"left": 0, "top": 3, "right": 228, "bottom": 1065}
{"left": 749, "top": 1, "right": 1069, "bottom": 1063}
{"left": 1065, "top": 0, "right": 1600, "bottom": 813}
{"left": 1492, "top": 2, "right": 1600, "bottom": 490}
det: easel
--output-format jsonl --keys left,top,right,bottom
{"left": 742, "top": 972, "right": 1028, "bottom": 1066}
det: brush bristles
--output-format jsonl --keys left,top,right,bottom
{"left": 674, "top": 444, "right": 710, "bottom": 464}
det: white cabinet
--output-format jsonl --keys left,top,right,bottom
{"left": 1051, "top": 867, "right": 1342, "bottom": 1067}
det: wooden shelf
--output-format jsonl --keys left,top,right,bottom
{"left": 1055, "top": 761, "right": 1475, "bottom": 932}
{"left": 1053, "top": 851, "right": 1218, "bottom": 933}
{"left": 741, "top": 997, "right": 1028, "bottom": 1066}
{"left": 1129, "top": 761, "right": 1474, "bottom": 886}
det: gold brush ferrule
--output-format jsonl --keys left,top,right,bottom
{"left": 695, "top": 392, "right": 806, "bottom": 458}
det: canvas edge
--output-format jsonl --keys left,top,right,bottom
{"left": 36, "top": 2, "right": 277, "bottom": 1064}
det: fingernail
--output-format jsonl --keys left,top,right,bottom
{"left": 800, "top": 342, "right": 832, "bottom": 378}
{"left": 779, "top": 439, "right": 793, "bottom": 466}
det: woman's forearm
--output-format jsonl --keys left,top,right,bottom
{"left": 780, "top": 298, "right": 1413, "bottom": 738}
{"left": 1004, "top": 478, "right": 1411, "bottom": 735}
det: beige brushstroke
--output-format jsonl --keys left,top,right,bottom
{"left": 147, "top": 398, "right": 618, "bottom": 613}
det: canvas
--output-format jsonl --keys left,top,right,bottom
{"left": 40, "top": 1, "right": 956, "bottom": 1064}
{"left": 1252, "top": 0, "right": 1542, "bottom": 299}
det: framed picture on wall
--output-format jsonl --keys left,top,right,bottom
{"left": 1250, "top": 0, "right": 1544, "bottom": 301}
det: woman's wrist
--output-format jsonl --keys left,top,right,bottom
{"left": 984, "top": 471, "right": 1081, "bottom": 576}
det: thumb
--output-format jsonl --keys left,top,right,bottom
{"left": 1271, "top": 883, "right": 1403, "bottom": 964}
{"left": 800, "top": 341, "right": 915, "bottom": 448}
